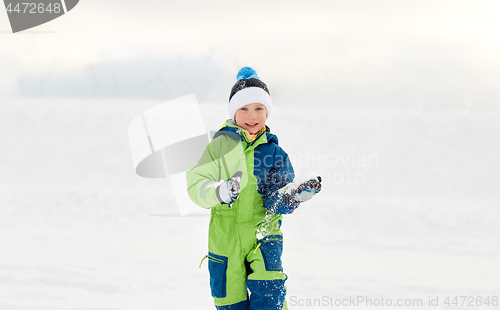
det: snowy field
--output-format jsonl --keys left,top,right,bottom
{"left": 1, "top": 98, "right": 499, "bottom": 309}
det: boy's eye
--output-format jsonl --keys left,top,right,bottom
{"left": 240, "top": 108, "right": 247, "bottom": 111}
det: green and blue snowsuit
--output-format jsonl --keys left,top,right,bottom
{"left": 187, "top": 120, "right": 300, "bottom": 310}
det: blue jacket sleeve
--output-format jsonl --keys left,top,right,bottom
{"left": 263, "top": 151, "right": 300, "bottom": 214}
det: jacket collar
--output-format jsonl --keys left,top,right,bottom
{"left": 213, "top": 119, "right": 278, "bottom": 145}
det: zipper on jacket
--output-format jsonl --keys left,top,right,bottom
{"left": 243, "top": 132, "right": 267, "bottom": 150}
{"left": 253, "top": 236, "right": 283, "bottom": 254}
{"left": 199, "top": 254, "right": 225, "bottom": 268}
{"left": 208, "top": 256, "right": 225, "bottom": 264}
{"left": 199, "top": 255, "right": 208, "bottom": 268}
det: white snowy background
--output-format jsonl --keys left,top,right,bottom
{"left": 1, "top": 1, "right": 499, "bottom": 309}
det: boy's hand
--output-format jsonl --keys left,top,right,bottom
{"left": 216, "top": 171, "right": 242, "bottom": 207}
{"left": 282, "top": 175, "right": 322, "bottom": 204}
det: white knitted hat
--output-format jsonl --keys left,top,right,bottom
{"left": 228, "top": 67, "right": 272, "bottom": 121}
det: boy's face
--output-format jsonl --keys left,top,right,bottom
{"left": 234, "top": 103, "right": 267, "bottom": 134}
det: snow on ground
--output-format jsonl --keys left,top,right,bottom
{"left": 1, "top": 98, "right": 499, "bottom": 309}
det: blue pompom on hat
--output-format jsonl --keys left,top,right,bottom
{"left": 228, "top": 67, "right": 272, "bottom": 121}
{"left": 236, "top": 67, "right": 259, "bottom": 80}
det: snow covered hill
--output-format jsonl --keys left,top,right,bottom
{"left": 1, "top": 98, "right": 499, "bottom": 309}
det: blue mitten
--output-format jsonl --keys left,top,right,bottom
{"left": 216, "top": 171, "right": 242, "bottom": 207}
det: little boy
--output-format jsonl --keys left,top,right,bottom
{"left": 187, "top": 67, "right": 321, "bottom": 310}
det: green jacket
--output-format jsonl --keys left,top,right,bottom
{"left": 187, "top": 120, "right": 299, "bottom": 253}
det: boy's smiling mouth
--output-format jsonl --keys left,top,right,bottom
{"left": 245, "top": 123, "right": 260, "bottom": 130}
